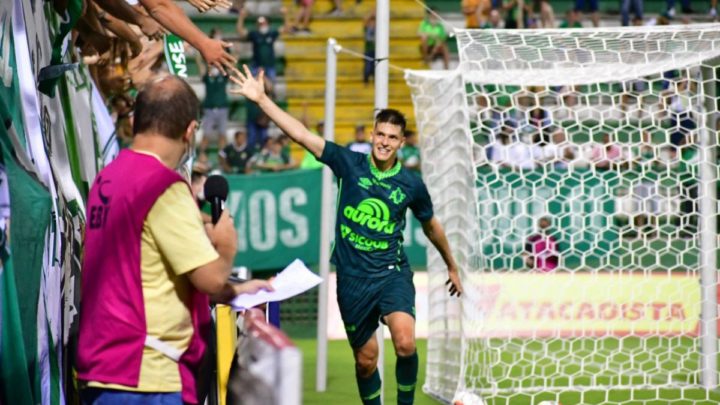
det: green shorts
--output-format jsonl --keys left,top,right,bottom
{"left": 336, "top": 269, "right": 416, "bottom": 349}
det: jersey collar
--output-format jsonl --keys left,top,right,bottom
{"left": 368, "top": 153, "right": 401, "bottom": 180}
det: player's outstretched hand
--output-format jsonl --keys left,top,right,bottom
{"left": 230, "top": 65, "right": 265, "bottom": 103}
{"left": 446, "top": 270, "right": 463, "bottom": 297}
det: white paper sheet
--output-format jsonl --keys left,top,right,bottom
{"left": 230, "top": 259, "right": 323, "bottom": 311}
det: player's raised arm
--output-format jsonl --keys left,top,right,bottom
{"left": 230, "top": 65, "right": 326, "bottom": 158}
{"left": 421, "top": 216, "right": 463, "bottom": 297}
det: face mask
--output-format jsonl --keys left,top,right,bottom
{"left": 259, "top": 26, "right": 269, "bottom": 34}
{"left": 177, "top": 131, "right": 197, "bottom": 181}
{"left": 209, "top": 67, "right": 220, "bottom": 76}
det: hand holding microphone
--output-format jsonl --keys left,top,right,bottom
{"left": 203, "top": 175, "right": 237, "bottom": 261}
{"left": 202, "top": 175, "right": 267, "bottom": 298}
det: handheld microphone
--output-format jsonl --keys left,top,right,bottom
{"left": 204, "top": 175, "right": 229, "bottom": 225}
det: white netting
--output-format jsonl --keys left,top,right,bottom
{"left": 456, "top": 24, "right": 720, "bottom": 86}
{"left": 407, "top": 24, "right": 720, "bottom": 404}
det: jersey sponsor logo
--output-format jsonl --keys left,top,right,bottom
{"left": 341, "top": 224, "right": 389, "bottom": 251}
{"left": 389, "top": 187, "right": 406, "bottom": 205}
{"left": 357, "top": 177, "right": 391, "bottom": 190}
{"left": 343, "top": 198, "right": 396, "bottom": 234}
{"left": 373, "top": 179, "right": 391, "bottom": 190}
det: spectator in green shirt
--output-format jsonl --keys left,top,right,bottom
{"left": 248, "top": 136, "right": 295, "bottom": 173}
{"left": 236, "top": 9, "right": 290, "bottom": 85}
{"left": 418, "top": 9, "right": 450, "bottom": 69}
{"left": 559, "top": 9, "right": 583, "bottom": 28}
{"left": 481, "top": 9, "right": 503, "bottom": 28}
{"left": 300, "top": 112, "right": 325, "bottom": 170}
{"left": 219, "top": 129, "right": 255, "bottom": 174}
{"left": 196, "top": 36, "right": 230, "bottom": 157}
{"left": 399, "top": 130, "right": 421, "bottom": 173}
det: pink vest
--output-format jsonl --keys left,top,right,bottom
{"left": 76, "top": 149, "right": 211, "bottom": 404}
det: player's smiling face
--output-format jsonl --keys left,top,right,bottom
{"left": 371, "top": 122, "right": 405, "bottom": 167}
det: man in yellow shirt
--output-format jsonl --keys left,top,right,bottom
{"left": 77, "top": 75, "right": 271, "bottom": 405}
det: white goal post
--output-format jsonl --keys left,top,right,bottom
{"left": 406, "top": 24, "right": 720, "bottom": 404}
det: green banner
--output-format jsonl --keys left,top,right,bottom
{"left": 227, "top": 170, "right": 321, "bottom": 271}
{"left": 227, "top": 170, "right": 429, "bottom": 271}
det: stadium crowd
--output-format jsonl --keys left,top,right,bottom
{"left": 78, "top": 0, "right": 717, "bottom": 185}
{"left": 68, "top": 0, "right": 712, "bottom": 250}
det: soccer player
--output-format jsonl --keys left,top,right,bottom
{"left": 230, "top": 66, "right": 463, "bottom": 405}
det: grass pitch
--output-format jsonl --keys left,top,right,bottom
{"left": 296, "top": 338, "right": 720, "bottom": 405}
{"left": 297, "top": 338, "right": 438, "bottom": 404}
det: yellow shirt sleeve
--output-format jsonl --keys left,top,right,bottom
{"left": 88, "top": 182, "right": 221, "bottom": 392}
{"left": 146, "top": 182, "right": 219, "bottom": 275}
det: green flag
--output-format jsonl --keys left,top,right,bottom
{"left": 37, "top": 0, "right": 82, "bottom": 96}
{"left": 0, "top": 73, "right": 53, "bottom": 404}
{"left": 0, "top": 243, "right": 33, "bottom": 405}
{"left": 0, "top": 97, "right": 36, "bottom": 405}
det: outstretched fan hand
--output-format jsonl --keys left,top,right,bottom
{"left": 201, "top": 39, "right": 237, "bottom": 76}
{"left": 229, "top": 65, "right": 266, "bottom": 103}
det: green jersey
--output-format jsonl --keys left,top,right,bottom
{"left": 559, "top": 20, "right": 583, "bottom": 28}
{"left": 398, "top": 144, "right": 421, "bottom": 172}
{"left": 418, "top": 19, "right": 448, "bottom": 47}
{"left": 248, "top": 30, "right": 279, "bottom": 69}
{"left": 319, "top": 142, "right": 434, "bottom": 278}
{"left": 201, "top": 73, "right": 229, "bottom": 109}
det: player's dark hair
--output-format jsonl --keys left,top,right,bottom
{"left": 133, "top": 76, "right": 199, "bottom": 140}
{"left": 375, "top": 108, "right": 407, "bottom": 135}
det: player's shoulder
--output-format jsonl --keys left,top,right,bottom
{"left": 322, "top": 141, "right": 367, "bottom": 169}
{"left": 398, "top": 166, "right": 426, "bottom": 186}
{"left": 391, "top": 167, "right": 427, "bottom": 198}
{"left": 334, "top": 141, "right": 368, "bottom": 161}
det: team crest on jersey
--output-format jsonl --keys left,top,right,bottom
{"left": 389, "top": 187, "right": 406, "bottom": 205}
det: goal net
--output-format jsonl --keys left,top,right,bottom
{"left": 406, "top": 24, "right": 720, "bottom": 404}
